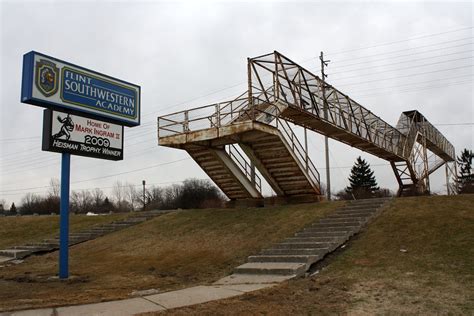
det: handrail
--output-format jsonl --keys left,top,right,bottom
{"left": 250, "top": 97, "right": 320, "bottom": 187}
{"left": 276, "top": 117, "right": 321, "bottom": 187}
{"left": 227, "top": 144, "right": 262, "bottom": 193}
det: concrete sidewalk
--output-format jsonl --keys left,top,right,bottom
{"left": 3, "top": 274, "right": 293, "bottom": 316}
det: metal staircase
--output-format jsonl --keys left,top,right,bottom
{"left": 186, "top": 144, "right": 262, "bottom": 200}
{"left": 158, "top": 97, "right": 321, "bottom": 201}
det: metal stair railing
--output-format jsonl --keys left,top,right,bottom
{"left": 226, "top": 144, "right": 262, "bottom": 194}
{"left": 249, "top": 97, "right": 321, "bottom": 189}
{"left": 276, "top": 117, "right": 321, "bottom": 189}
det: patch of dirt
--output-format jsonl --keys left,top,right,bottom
{"left": 348, "top": 276, "right": 473, "bottom": 315}
{"left": 150, "top": 275, "right": 352, "bottom": 315}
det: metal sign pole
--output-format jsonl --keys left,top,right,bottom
{"left": 59, "top": 152, "right": 71, "bottom": 279}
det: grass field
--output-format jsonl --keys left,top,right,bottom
{"left": 0, "top": 213, "right": 129, "bottom": 250}
{"left": 0, "top": 201, "right": 340, "bottom": 312}
{"left": 158, "top": 195, "right": 474, "bottom": 315}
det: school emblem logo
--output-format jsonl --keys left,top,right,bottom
{"left": 35, "top": 59, "right": 59, "bottom": 97}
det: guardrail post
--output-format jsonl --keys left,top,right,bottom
{"left": 184, "top": 111, "right": 189, "bottom": 133}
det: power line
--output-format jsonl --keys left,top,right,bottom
{"left": 347, "top": 74, "right": 473, "bottom": 94}
{"left": 353, "top": 79, "right": 472, "bottom": 98}
{"left": 328, "top": 27, "right": 473, "bottom": 56}
{"left": 337, "top": 64, "right": 473, "bottom": 87}
{"left": 329, "top": 50, "right": 474, "bottom": 75}
{"left": 329, "top": 42, "right": 473, "bottom": 70}
{"left": 332, "top": 57, "right": 472, "bottom": 81}
{"left": 0, "top": 157, "right": 191, "bottom": 193}
{"left": 0, "top": 144, "right": 162, "bottom": 177}
{"left": 329, "top": 37, "right": 473, "bottom": 64}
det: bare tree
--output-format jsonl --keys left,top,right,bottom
{"left": 112, "top": 181, "right": 125, "bottom": 205}
{"left": 142, "top": 185, "right": 163, "bottom": 210}
{"left": 20, "top": 193, "right": 40, "bottom": 214}
{"left": 112, "top": 181, "right": 133, "bottom": 212}
{"left": 91, "top": 188, "right": 104, "bottom": 208}
{"left": 125, "top": 183, "right": 137, "bottom": 211}
{"left": 0, "top": 199, "right": 6, "bottom": 212}
{"left": 48, "top": 178, "right": 60, "bottom": 199}
{"left": 71, "top": 190, "right": 94, "bottom": 214}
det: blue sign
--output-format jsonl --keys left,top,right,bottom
{"left": 21, "top": 51, "right": 140, "bottom": 127}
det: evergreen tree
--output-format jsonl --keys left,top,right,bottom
{"left": 456, "top": 148, "right": 473, "bottom": 194}
{"left": 346, "top": 156, "right": 380, "bottom": 198}
{"left": 10, "top": 202, "right": 17, "bottom": 214}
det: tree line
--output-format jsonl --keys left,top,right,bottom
{"left": 0, "top": 178, "right": 224, "bottom": 215}
{"left": 1, "top": 148, "right": 472, "bottom": 214}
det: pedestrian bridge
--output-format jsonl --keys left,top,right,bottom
{"left": 158, "top": 51, "right": 457, "bottom": 200}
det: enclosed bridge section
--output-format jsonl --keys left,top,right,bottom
{"left": 158, "top": 51, "right": 457, "bottom": 200}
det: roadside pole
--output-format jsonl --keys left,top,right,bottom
{"left": 59, "top": 152, "right": 70, "bottom": 279}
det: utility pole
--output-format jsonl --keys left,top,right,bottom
{"left": 320, "top": 51, "right": 331, "bottom": 200}
{"left": 142, "top": 180, "right": 146, "bottom": 211}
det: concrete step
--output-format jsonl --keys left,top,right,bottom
{"left": 312, "top": 222, "right": 362, "bottom": 228}
{"left": 284, "top": 236, "right": 344, "bottom": 243}
{"left": 347, "top": 199, "right": 388, "bottom": 205}
{"left": 326, "top": 214, "right": 369, "bottom": 221}
{"left": 0, "top": 249, "right": 32, "bottom": 259}
{"left": 98, "top": 224, "right": 129, "bottom": 230}
{"left": 333, "top": 211, "right": 375, "bottom": 217}
{"left": 318, "top": 218, "right": 365, "bottom": 224}
{"left": 13, "top": 245, "right": 51, "bottom": 251}
{"left": 340, "top": 204, "right": 379, "bottom": 210}
{"left": 108, "top": 222, "right": 133, "bottom": 226}
{"left": 69, "top": 233, "right": 97, "bottom": 237}
{"left": 304, "top": 226, "right": 359, "bottom": 232}
{"left": 248, "top": 254, "right": 320, "bottom": 263}
{"left": 26, "top": 243, "right": 58, "bottom": 248}
{"left": 261, "top": 247, "right": 329, "bottom": 256}
{"left": 234, "top": 262, "right": 306, "bottom": 276}
{"left": 348, "top": 198, "right": 390, "bottom": 204}
{"left": 273, "top": 242, "right": 334, "bottom": 249}
{"left": 86, "top": 229, "right": 115, "bottom": 233}
{"left": 295, "top": 231, "right": 349, "bottom": 238}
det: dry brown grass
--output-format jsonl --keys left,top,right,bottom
{"left": 0, "top": 213, "right": 128, "bottom": 249}
{"left": 0, "top": 201, "right": 340, "bottom": 312}
{"left": 161, "top": 195, "right": 474, "bottom": 315}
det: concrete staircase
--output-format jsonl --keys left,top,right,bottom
{"left": 233, "top": 198, "right": 391, "bottom": 277}
{"left": 0, "top": 210, "right": 170, "bottom": 260}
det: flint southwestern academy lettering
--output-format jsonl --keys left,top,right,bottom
{"left": 62, "top": 68, "right": 136, "bottom": 118}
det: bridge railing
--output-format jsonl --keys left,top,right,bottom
{"left": 157, "top": 95, "right": 249, "bottom": 138}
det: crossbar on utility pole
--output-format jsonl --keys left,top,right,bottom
{"left": 320, "top": 51, "right": 331, "bottom": 200}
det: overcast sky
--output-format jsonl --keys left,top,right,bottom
{"left": 1, "top": 0, "right": 472, "bottom": 205}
